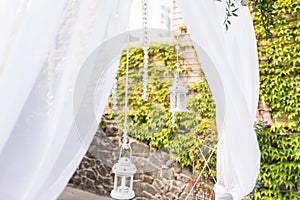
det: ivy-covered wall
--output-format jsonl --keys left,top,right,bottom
{"left": 252, "top": 0, "right": 300, "bottom": 199}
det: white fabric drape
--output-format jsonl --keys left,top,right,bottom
{"left": 177, "top": 0, "right": 260, "bottom": 199}
{"left": 0, "top": 0, "right": 260, "bottom": 200}
{"left": 0, "top": 0, "right": 132, "bottom": 199}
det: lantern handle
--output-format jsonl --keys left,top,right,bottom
{"left": 119, "top": 143, "right": 132, "bottom": 159}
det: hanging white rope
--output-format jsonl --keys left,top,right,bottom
{"left": 112, "top": 77, "right": 118, "bottom": 111}
{"left": 142, "top": 0, "right": 148, "bottom": 101}
{"left": 175, "top": 32, "right": 180, "bottom": 74}
{"left": 170, "top": 32, "right": 184, "bottom": 127}
{"left": 122, "top": 43, "right": 130, "bottom": 149}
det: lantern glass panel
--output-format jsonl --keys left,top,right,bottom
{"left": 179, "top": 94, "right": 186, "bottom": 108}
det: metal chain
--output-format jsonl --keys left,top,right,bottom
{"left": 171, "top": 32, "right": 180, "bottom": 127}
{"left": 142, "top": 0, "right": 148, "bottom": 100}
{"left": 112, "top": 77, "right": 118, "bottom": 110}
{"left": 175, "top": 32, "right": 180, "bottom": 77}
{"left": 122, "top": 45, "right": 130, "bottom": 149}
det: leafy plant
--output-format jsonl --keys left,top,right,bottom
{"left": 224, "top": 0, "right": 239, "bottom": 30}
{"left": 224, "top": 0, "right": 277, "bottom": 37}
{"left": 255, "top": 126, "right": 300, "bottom": 199}
{"left": 252, "top": 0, "right": 300, "bottom": 198}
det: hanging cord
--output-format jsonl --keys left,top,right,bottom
{"left": 142, "top": 0, "right": 148, "bottom": 100}
{"left": 112, "top": 77, "right": 118, "bottom": 110}
{"left": 171, "top": 32, "right": 180, "bottom": 127}
{"left": 175, "top": 32, "right": 180, "bottom": 75}
{"left": 122, "top": 31, "right": 130, "bottom": 149}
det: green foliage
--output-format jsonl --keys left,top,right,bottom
{"left": 253, "top": 0, "right": 300, "bottom": 132}
{"left": 224, "top": 0, "right": 239, "bottom": 30}
{"left": 252, "top": 0, "right": 300, "bottom": 198}
{"left": 105, "top": 43, "right": 217, "bottom": 183}
{"left": 255, "top": 127, "right": 300, "bottom": 199}
{"left": 225, "top": 0, "right": 277, "bottom": 36}
{"left": 250, "top": 0, "right": 278, "bottom": 37}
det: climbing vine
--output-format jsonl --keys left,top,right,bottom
{"left": 225, "top": 0, "right": 277, "bottom": 37}
{"left": 255, "top": 126, "right": 300, "bottom": 199}
{"left": 252, "top": 0, "right": 300, "bottom": 199}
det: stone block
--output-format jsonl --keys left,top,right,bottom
{"left": 133, "top": 180, "right": 143, "bottom": 196}
{"left": 143, "top": 182, "right": 157, "bottom": 195}
{"left": 131, "top": 141, "right": 150, "bottom": 158}
{"left": 86, "top": 170, "right": 96, "bottom": 180}
{"left": 166, "top": 159, "right": 174, "bottom": 167}
{"left": 141, "top": 174, "right": 154, "bottom": 184}
{"left": 153, "top": 179, "right": 163, "bottom": 190}
{"left": 173, "top": 163, "right": 182, "bottom": 173}
{"left": 162, "top": 168, "right": 175, "bottom": 180}
{"left": 141, "top": 160, "right": 159, "bottom": 173}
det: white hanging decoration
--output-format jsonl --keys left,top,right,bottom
{"left": 169, "top": 33, "right": 188, "bottom": 127}
{"left": 111, "top": 147, "right": 136, "bottom": 200}
{"left": 142, "top": 0, "right": 148, "bottom": 100}
{"left": 111, "top": 45, "right": 137, "bottom": 200}
{"left": 112, "top": 77, "right": 118, "bottom": 111}
{"left": 169, "top": 72, "right": 188, "bottom": 113}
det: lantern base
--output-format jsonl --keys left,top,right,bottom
{"left": 111, "top": 188, "right": 135, "bottom": 199}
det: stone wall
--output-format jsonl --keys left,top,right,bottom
{"left": 69, "top": 118, "right": 214, "bottom": 200}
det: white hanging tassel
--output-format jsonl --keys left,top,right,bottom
{"left": 123, "top": 46, "right": 130, "bottom": 149}
{"left": 142, "top": 0, "right": 148, "bottom": 101}
{"left": 112, "top": 77, "right": 118, "bottom": 111}
{"left": 171, "top": 112, "right": 176, "bottom": 127}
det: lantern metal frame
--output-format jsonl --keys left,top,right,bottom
{"left": 169, "top": 71, "right": 188, "bottom": 113}
{"left": 111, "top": 145, "right": 136, "bottom": 200}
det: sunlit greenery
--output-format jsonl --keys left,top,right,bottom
{"left": 252, "top": 0, "right": 300, "bottom": 199}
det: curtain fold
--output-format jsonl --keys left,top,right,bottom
{"left": 0, "top": 1, "right": 132, "bottom": 199}
{"left": 177, "top": 0, "right": 260, "bottom": 199}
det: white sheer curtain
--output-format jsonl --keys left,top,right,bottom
{"left": 177, "top": 0, "right": 260, "bottom": 199}
{"left": 0, "top": 0, "right": 132, "bottom": 199}
{"left": 0, "top": 0, "right": 260, "bottom": 200}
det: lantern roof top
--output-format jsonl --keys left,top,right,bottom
{"left": 112, "top": 157, "right": 136, "bottom": 176}
{"left": 169, "top": 78, "right": 188, "bottom": 93}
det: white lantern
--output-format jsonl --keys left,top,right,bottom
{"left": 111, "top": 147, "right": 137, "bottom": 200}
{"left": 169, "top": 73, "right": 188, "bottom": 113}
